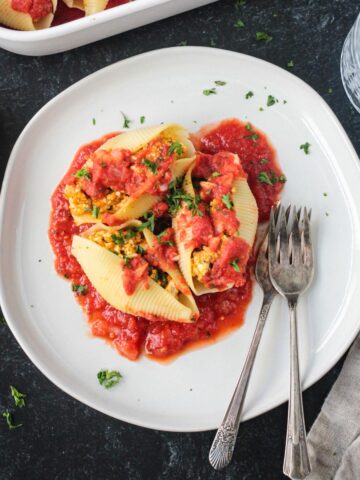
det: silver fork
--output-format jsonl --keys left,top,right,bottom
{"left": 208, "top": 207, "right": 280, "bottom": 470}
{"left": 268, "top": 205, "right": 314, "bottom": 479}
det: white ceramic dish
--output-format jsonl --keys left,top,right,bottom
{"left": 0, "top": 0, "right": 217, "bottom": 56}
{"left": 1, "top": 47, "right": 360, "bottom": 432}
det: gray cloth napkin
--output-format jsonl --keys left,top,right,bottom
{"left": 307, "top": 333, "right": 360, "bottom": 479}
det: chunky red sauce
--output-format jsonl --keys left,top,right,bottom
{"left": 49, "top": 120, "right": 284, "bottom": 361}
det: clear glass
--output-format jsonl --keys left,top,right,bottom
{"left": 341, "top": 12, "right": 360, "bottom": 113}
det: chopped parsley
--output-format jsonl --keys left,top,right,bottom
{"left": 211, "top": 171, "right": 221, "bottom": 177}
{"left": 300, "top": 142, "right": 311, "bottom": 154}
{"left": 166, "top": 178, "right": 203, "bottom": 216}
{"left": 97, "top": 369, "right": 122, "bottom": 389}
{"left": 256, "top": 31, "right": 272, "bottom": 43}
{"left": 245, "top": 122, "right": 253, "bottom": 131}
{"left": 123, "top": 255, "right": 132, "bottom": 267}
{"left": 140, "top": 115, "right": 145, "bottom": 124}
{"left": 138, "top": 212, "right": 155, "bottom": 232}
{"left": 135, "top": 245, "right": 145, "bottom": 255}
{"left": 215, "top": 80, "right": 226, "bottom": 86}
{"left": 244, "top": 133, "right": 259, "bottom": 142}
{"left": 159, "top": 240, "right": 174, "bottom": 247}
{"left": 234, "top": 19, "right": 245, "bottom": 28}
{"left": 203, "top": 88, "right": 217, "bottom": 96}
{"left": 74, "top": 168, "right": 91, "bottom": 180}
{"left": 142, "top": 159, "right": 158, "bottom": 174}
{"left": 71, "top": 283, "right": 88, "bottom": 295}
{"left": 235, "top": 0, "right": 246, "bottom": 8}
{"left": 222, "top": 194, "right": 233, "bottom": 209}
{"left": 122, "top": 112, "right": 131, "bottom": 129}
{"left": 287, "top": 60, "right": 294, "bottom": 68}
{"left": 157, "top": 230, "right": 167, "bottom": 239}
{"left": 92, "top": 118, "right": 96, "bottom": 125}
{"left": 168, "top": 141, "right": 183, "bottom": 156}
{"left": 125, "top": 229, "right": 137, "bottom": 240}
{"left": 258, "top": 171, "right": 287, "bottom": 185}
{"left": 245, "top": 91, "right": 254, "bottom": 99}
{"left": 2, "top": 411, "right": 22, "bottom": 430}
{"left": 230, "top": 259, "right": 241, "bottom": 272}
{"left": 328, "top": 87, "right": 333, "bottom": 94}
{"left": 260, "top": 158, "right": 269, "bottom": 164}
{"left": 259, "top": 107, "right": 264, "bottom": 111}
{"left": 323, "top": 192, "right": 328, "bottom": 197}
{"left": 111, "top": 232, "right": 125, "bottom": 245}
{"left": 10, "top": 386, "right": 26, "bottom": 408}
{"left": 267, "top": 95, "right": 277, "bottom": 106}
{"left": 92, "top": 206, "right": 100, "bottom": 219}
{"left": 178, "top": 40, "right": 187, "bottom": 46}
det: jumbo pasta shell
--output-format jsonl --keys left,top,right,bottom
{"left": 72, "top": 235, "right": 195, "bottom": 323}
{"left": 0, "top": 0, "right": 56, "bottom": 30}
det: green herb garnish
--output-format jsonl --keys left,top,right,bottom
{"left": 2, "top": 411, "right": 22, "bottom": 430}
{"left": 323, "top": 192, "right": 328, "bottom": 197}
{"left": 123, "top": 255, "right": 132, "bottom": 267}
{"left": 111, "top": 232, "right": 125, "bottom": 245}
{"left": 125, "top": 229, "right": 137, "bottom": 240}
{"left": 74, "top": 168, "right": 91, "bottom": 180}
{"left": 260, "top": 158, "right": 269, "bottom": 164}
{"left": 135, "top": 245, "right": 146, "bottom": 255}
{"left": 168, "top": 141, "right": 183, "bottom": 156}
{"left": 256, "top": 31, "right": 272, "bottom": 43}
{"left": 235, "top": 0, "right": 246, "bottom": 8}
{"left": 230, "top": 259, "right": 241, "bottom": 272}
{"left": 97, "top": 370, "right": 122, "bottom": 389}
{"left": 10, "top": 386, "right": 26, "bottom": 408}
{"left": 211, "top": 171, "right": 221, "bottom": 177}
{"left": 328, "top": 87, "right": 333, "bottom": 94}
{"left": 300, "top": 142, "right": 311, "bottom": 154}
{"left": 257, "top": 172, "right": 273, "bottom": 185}
{"left": 245, "top": 122, "right": 253, "bottom": 131}
{"left": 159, "top": 241, "right": 174, "bottom": 247}
{"left": 138, "top": 212, "right": 155, "bottom": 232}
{"left": 92, "top": 206, "right": 100, "bottom": 219}
{"left": 244, "top": 133, "right": 259, "bottom": 142}
{"left": 215, "top": 80, "right": 227, "bottom": 86}
{"left": 203, "top": 88, "right": 217, "bottom": 96}
{"left": 245, "top": 91, "right": 254, "bottom": 99}
{"left": 140, "top": 115, "right": 145, "bottom": 124}
{"left": 234, "top": 19, "right": 245, "bottom": 28}
{"left": 92, "top": 118, "right": 96, "bottom": 125}
{"left": 287, "top": 60, "right": 294, "bottom": 68}
{"left": 71, "top": 283, "right": 88, "bottom": 295}
{"left": 142, "top": 159, "right": 158, "bottom": 174}
{"left": 222, "top": 194, "right": 233, "bottom": 209}
{"left": 122, "top": 112, "right": 131, "bottom": 129}
{"left": 267, "top": 95, "right": 277, "bottom": 106}
{"left": 258, "top": 171, "right": 286, "bottom": 185}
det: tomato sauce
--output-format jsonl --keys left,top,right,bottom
{"left": 48, "top": 120, "right": 285, "bottom": 361}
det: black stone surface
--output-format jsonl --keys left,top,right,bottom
{"left": 1, "top": 1, "right": 360, "bottom": 479}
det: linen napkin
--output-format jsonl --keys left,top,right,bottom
{"left": 307, "top": 333, "right": 360, "bottom": 479}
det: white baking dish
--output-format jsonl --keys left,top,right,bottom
{"left": 0, "top": 0, "right": 217, "bottom": 56}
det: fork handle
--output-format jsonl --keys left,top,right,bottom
{"left": 283, "top": 301, "right": 311, "bottom": 479}
{"left": 209, "top": 293, "right": 275, "bottom": 470}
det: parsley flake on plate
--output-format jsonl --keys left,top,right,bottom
{"left": 92, "top": 206, "right": 100, "bottom": 219}
{"left": 10, "top": 386, "right": 26, "bottom": 408}
{"left": 168, "top": 141, "right": 183, "bottom": 156}
{"left": 287, "top": 60, "right": 294, "bottom": 68}
{"left": 140, "top": 115, "right": 145, "bottom": 124}
{"left": 121, "top": 112, "right": 131, "bottom": 129}
{"left": 203, "top": 88, "right": 217, "bottom": 96}
{"left": 245, "top": 91, "right": 254, "bottom": 99}
{"left": 234, "top": 19, "right": 245, "bottom": 28}
{"left": 267, "top": 95, "right": 277, "bottom": 106}
{"left": 222, "top": 194, "right": 233, "bottom": 209}
{"left": 300, "top": 142, "right": 311, "bottom": 154}
{"left": 92, "top": 118, "right": 96, "bottom": 126}
{"left": 215, "top": 80, "right": 226, "bottom": 86}
{"left": 97, "top": 369, "right": 122, "bottom": 389}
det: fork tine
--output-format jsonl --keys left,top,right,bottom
{"left": 290, "top": 206, "right": 302, "bottom": 266}
{"left": 302, "top": 207, "right": 313, "bottom": 266}
{"left": 268, "top": 206, "right": 278, "bottom": 265}
{"left": 277, "top": 206, "right": 290, "bottom": 265}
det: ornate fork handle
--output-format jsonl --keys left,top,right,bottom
{"left": 209, "top": 293, "right": 275, "bottom": 470}
{"left": 283, "top": 300, "right": 310, "bottom": 479}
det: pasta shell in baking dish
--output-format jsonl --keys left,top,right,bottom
{"left": 0, "top": 0, "right": 56, "bottom": 30}
{"left": 63, "top": 0, "right": 107, "bottom": 15}
{"left": 71, "top": 221, "right": 198, "bottom": 323}
{"left": 173, "top": 153, "right": 258, "bottom": 296}
{"left": 67, "top": 124, "right": 195, "bottom": 226}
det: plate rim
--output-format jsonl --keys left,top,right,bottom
{"left": 1, "top": 47, "right": 359, "bottom": 432}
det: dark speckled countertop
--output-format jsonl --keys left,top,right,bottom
{"left": 1, "top": 1, "right": 360, "bottom": 479}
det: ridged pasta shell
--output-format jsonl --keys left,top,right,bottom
{"left": 63, "top": 0, "right": 107, "bottom": 14}
{"left": 71, "top": 235, "right": 195, "bottom": 323}
{"left": 174, "top": 155, "right": 258, "bottom": 295}
{"left": 0, "top": 0, "right": 56, "bottom": 30}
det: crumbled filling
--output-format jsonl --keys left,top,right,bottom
{"left": 191, "top": 246, "right": 219, "bottom": 282}
{"left": 64, "top": 185, "right": 125, "bottom": 218}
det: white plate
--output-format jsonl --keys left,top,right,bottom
{"left": 0, "top": 0, "right": 217, "bottom": 56}
{"left": 1, "top": 47, "right": 360, "bottom": 432}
